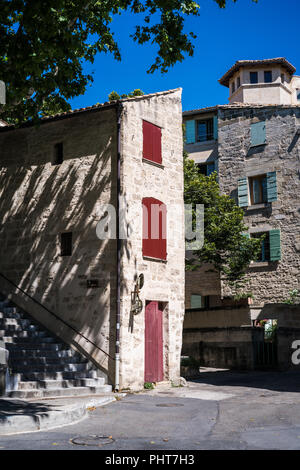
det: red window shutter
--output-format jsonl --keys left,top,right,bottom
{"left": 142, "top": 197, "right": 167, "bottom": 260}
{"left": 143, "top": 120, "right": 162, "bottom": 164}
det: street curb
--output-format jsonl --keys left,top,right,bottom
{"left": 0, "top": 396, "right": 117, "bottom": 436}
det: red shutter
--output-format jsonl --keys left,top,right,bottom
{"left": 143, "top": 120, "right": 162, "bottom": 164}
{"left": 142, "top": 197, "right": 167, "bottom": 260}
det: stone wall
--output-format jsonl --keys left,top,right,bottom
{"left": 218, "top": 105, "right": 300, "bottom": 306}
{"left": 0, "top": 106, "right": 118, "bottom": 382}
{"left": 118, "top": 89, "right": 185, "bottom": 390}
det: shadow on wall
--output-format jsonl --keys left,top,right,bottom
{"left": 0, "top": 112, "right": 134, "bottom": 384}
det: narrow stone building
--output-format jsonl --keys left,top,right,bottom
{"left": 0, "top": 89, "right": 185, "bottom": 394}
{"left": 183, "top": 58, "right": 300, "bottom": 370}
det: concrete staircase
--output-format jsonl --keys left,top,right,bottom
{"left": 0, "top": 294, "right": 112, "bottom": 399}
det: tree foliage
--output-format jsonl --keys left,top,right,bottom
{"left": 108, "top": 89, "right": 144, "bottom": 101}
{"left": 0, "top": 0, "right": 256, "bottom": 123}
{"left": 184, "top": 152, "right": 261, "bottom": 284}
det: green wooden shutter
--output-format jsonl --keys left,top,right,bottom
{"left": 269, "top": 229, "right": 281, "bottom": 261}
{"left": 250, "top": 121, "right": 266, "bottom": 147}
{"left": 185, "top": 120, "right": 196, "bottom": 144}
{"left": 238, "top": 177, "right": 249, "bottom": 207}
{"left": 191, "top": 295, "right": 202, "bottom": 309}
{"left": 207, "top": 162, "right": 215, "bottom": 175}
{"left": 213, "top": 116, "right": 218, "bottom": 140}
{"left": 267, "top": 171, "right": 277, "bottom": 202}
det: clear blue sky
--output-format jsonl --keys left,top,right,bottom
{"left": 69, "top": 0, "right": 300, "bottom": 113}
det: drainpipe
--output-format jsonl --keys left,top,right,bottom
{"left": 115, "top": 102, "right": 123, "bottom": 392}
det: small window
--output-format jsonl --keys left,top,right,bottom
{"left": 264, "top": 71, "right": 272, "bottom": 83}
{"left": 281, "top": 73, "right": 285, "bottom": 84}
{"left": 297, "top": 89, "right": 300, "bottom": 102}
{"left": 237, "top": 76, "right": 241, "bottom": 88}
{"left": 249, "top": 174, "right": 267, "bottom": 205}
{"left": 250, "top": 72, "right": 258, "bottom": 84}
{"left": 142, "top": 197, "right": 166, "bottom": 260}
{"left": 250, "top": 121, "right": 266, "bottom": 147}
{"left": 190, "top": 295, "right": 210, "bottom": 309}
{"left": 251, "top": 232, "right": 270, "bottom": 262}
{"left": 196, "top": 118, "right": 213, "bottom": 142}
{"left": 231, "top": 82, "right": 235, "bottom": 94}
{"left": 143, "top": 120, "right": 162, "bottom": 164}
{"left": 53, "top": 143, "right": 63, "bottom": 165}
{"left": 196, "top": 162, "right": 215, "bottom": 176}
{"left": 61, "top": 232, "right": 72, "bottom": 256}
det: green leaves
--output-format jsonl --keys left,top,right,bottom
{"left": 184, "top": 152, "right": 261, "bottom": 283}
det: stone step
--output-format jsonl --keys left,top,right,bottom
{"left": 9, "top": 356, "right": 88, "bottom": 366}
{"left": 17, "top": 377, "right": 105, "bottom": 390}
{"left": 17, "top": 370, "right": 99, "bottom": 381}
{"left": 7, "top": 385, "right": 112, "bottom": 399}
{"left": 6, "top": 342, "right": 68, "bottom": 351}
{"left": 9, "top": 349, "right": 81, "bottom": 359}
{"left": 0, "top": 329, "right": 48, "bottom": 339}
{"left": 11, "top": 362, "right": 93, "bottom": 373}
{"left": 0, "top": 311, "right": 23, "bottom": 320}
{"left": 0, "top": 318, "right": 35, "bottom": 328}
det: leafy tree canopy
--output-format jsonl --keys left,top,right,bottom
{"left": 184, "top": 152, "right": 261, "bottom": 286}
{"left": 108, "top": 89, "right": 144, "bottom": 101}
{"left": 0, "top": 0, "right": 256, "bottom": 124}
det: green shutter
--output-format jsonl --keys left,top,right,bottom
{"left": 250, "top": 121, "right": 266, "bottom": 147}
{"left": 269, "top": 229, "right": 281, "bottom": 261}
{"left": 238, "top": 177, "right": 249, "bottom": 207}
{"left": 207, "top": 162, "right": 215, "bottom": 175}
{"left": 191, "top": 295, "right": 202, "bottom": 309}
{"left": 185, "top": 120, "right": 196, "bottom": 144}
{"left": 267, "top": 171, "right": 277, "bottom": 202}
{"left": 213, "top": 116, "right": 218, "bottom": 140}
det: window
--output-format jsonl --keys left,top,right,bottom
{"left": 142, "top": 197, "right": 167, "bottom": 260}
{"left": 250, "top": 229, "right": 281, "bottom": 262}
{"left": 264, "top": 71, "right": 272, "bottom": 83}
{"left": 250, "top": 72, "right": 258, "bottom": 84}
{"left": 143, "top": 120, "right": 162, "bottom": 164}
{"left": 190, "top": 295, "right": 210, "bottom": 309}
{"left": 196, "top": 162, "right": 215, "bottom": 176}
{"left": 237, "top": 76, "right": 241, "bottom": 88}
{"left": 249, "top": 174, "right": 267, "bottom": 205}
{"left": 61, "top": 232, "right": 72, "bottom": 256}
{"left": 281, "top": 73, "right": 285, "bottom": 84}
{"left": 196, "top": 118, "right": 213, "bottom": 142}
{"left": 250, "top": 121, "right": 266, "bottom": 147}
{"left": 297, "top": 89, "right": 300, "bottom": 102}
{"left": 53, "top": 143, "right": 63, "bottom": 165}
{"left": 231, "top": 82, "right": 235, "bottom": 94}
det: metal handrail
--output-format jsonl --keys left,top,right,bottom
{"left": 0, "top": 271, "right": 114, "bottom": 360}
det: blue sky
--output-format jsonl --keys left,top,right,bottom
{"left": 69, "top": 0, "right": 300, "bottom": 112}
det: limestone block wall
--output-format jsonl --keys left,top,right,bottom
{"left": 0, "top": 107, "right": 118, "bottom": 381}
{"left": 218, "top": 105, "right": 300, "bottom": 306}
{"left": 118, "top": 90, "right": 185, "bottom": 390}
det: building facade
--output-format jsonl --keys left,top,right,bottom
{"left": 183, "top": 59, "right": 300, "bottom": 370}
{"left": 0, "top": 89, "right": 185, "bottom": 390}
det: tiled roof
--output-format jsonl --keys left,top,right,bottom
{"left": 219, "top": 58, "right": 296, "bottom": 87}
{"left": 183, "top": 102, "right": 300, "bottom": 116}
{"left": 0, "top": 88, "right": 181, "bottom": 131}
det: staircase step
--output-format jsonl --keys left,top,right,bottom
{"left": 17, "top": 377, "right": 105, "bottom": 390}
{"left": 9, "top": 356, "right": 88, "bottom": 366}
{"left": 1, "top": 330, "right": 48, "bottom": 339}
{"left": 6, "top": 342, "right": 66, "bottom": 350}
{"left": 18, "top": 370, "right": 99, "bottom": 381}
{"left": 7, "top": 385, "right": 112, "bottom": 399}
{"left": 12, "top": 363, "right": 93, "bottom": 373}
{"left": 9, "top": 349, "right": 81, "bottom": 359}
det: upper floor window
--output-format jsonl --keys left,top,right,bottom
{"left": 250, "top": 229, "right": 281, "bottom": 262}
{"left": 196, "top": 162, "right": 215, "bottom": 176}
{"left": 142, "top": 197, "right": 167, "bottom": 261}
{"left": 250, "top": 72, "right": 258, "bottom": 84}
{"left": 237, "top": 76, "right": 241, "bottom": 88}
{"left": 231, "top": 82, "right": 235, "bottom": 94}
{"left": 60, "top": 232, "right": 72, "bottom": 256}
{"left": 143, "top": 120, "right": 162, "bottom": 165}
{"left": 190, "top": 294, "right": 210, "bottom": 309}
{"left": 249, "top": 174, "right": 267, "bottom": 205}
{"left": 281, "top": 73, "right": 285, "bottom": 84}
{"left": 264, "top": 71, "right": 272, "bottom": 83}
{"left": 250, "top": 121, "right": 266, "bottom": 147}
{"left": 251, "top": 232, "right": 270, "bottom": 262}
{"left": 52, "top": 143, "right": 63, "bottom": 165}
{"left": 196, "top": 118, "right": 213, "bottom": 142}
{"left": 297, "top": 89, "right": 300, "bottom": 102}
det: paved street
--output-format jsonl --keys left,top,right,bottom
{"left": 1, "top": 369, "right": 300, "bottom": 450}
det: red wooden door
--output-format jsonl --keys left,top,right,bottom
{"left": 144, "top": 301, "right": 163, "bottom": 383}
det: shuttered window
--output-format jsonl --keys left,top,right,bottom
{"left": 143, "top": 120, "right": 162, "bottom": 164}
{"left": 238, "top": 177, "right": 249, "bottom": 207}
{"left": 142, "top": 197, "right": 167, "bottom": 260}
{"left": 196, "top": 162, "right": 215, "bottom": 176}
{"left": 239, "top": 172, "right": 277, "bottom": 207}
{"left": 185, "top": 120, "right": 196, "bottom": 144}
{"left": 251, "top": 229, "right": 281, "bottom": 262}
{"left": 250, "top": 121, "right": 266, "bottom": 147}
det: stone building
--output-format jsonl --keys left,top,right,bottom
{"left": 0, "top": 88, "right": 185, "bottom": 393}
{"left": 183, "top": 58, "right": 300, "bottom": 370}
